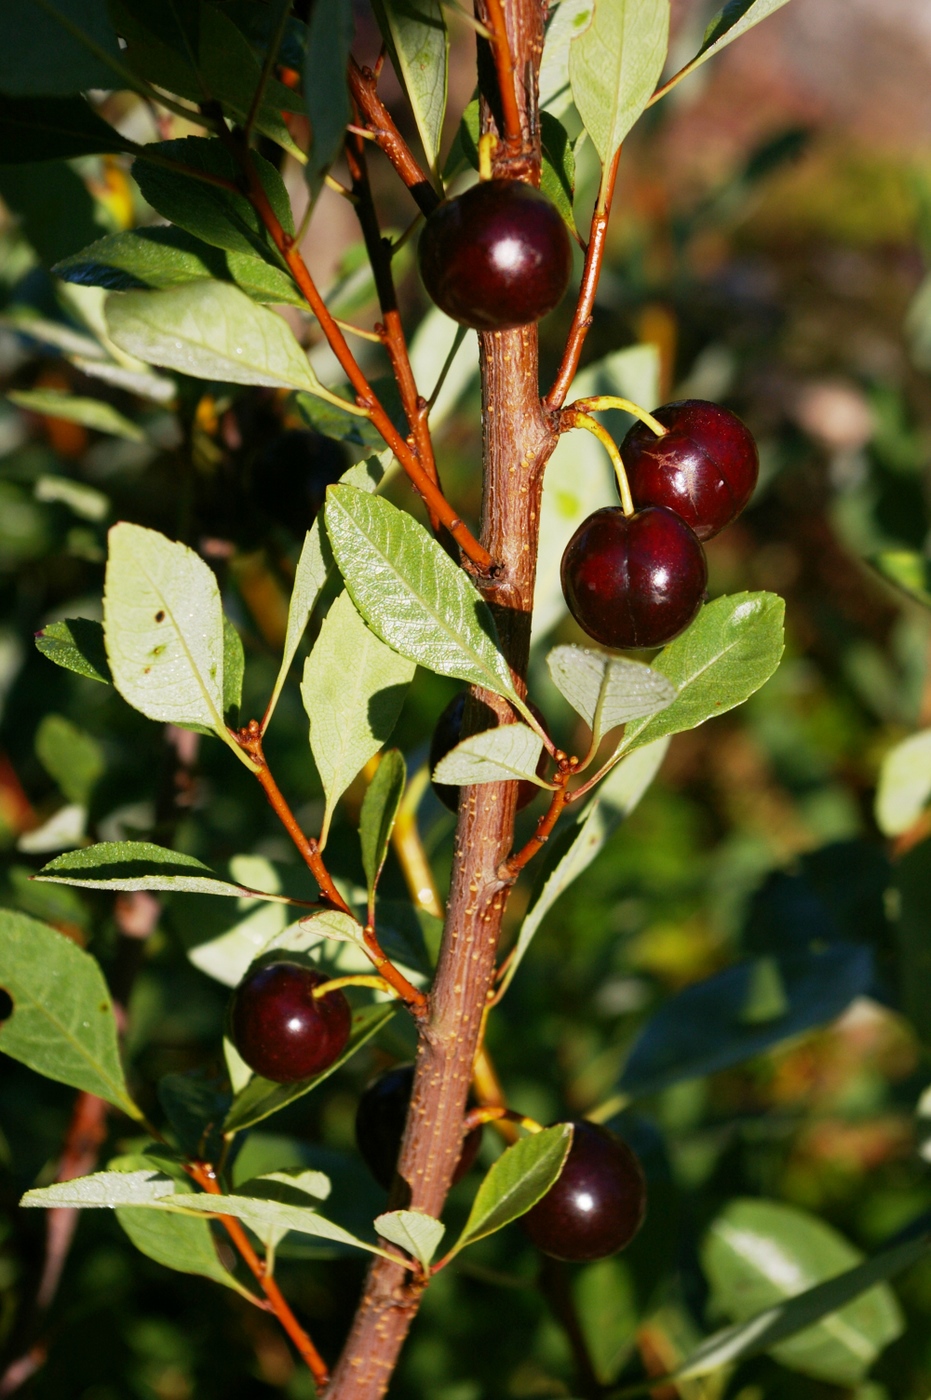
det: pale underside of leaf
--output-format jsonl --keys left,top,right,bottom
{"left": 546, "top": 644, "right": 676, "bottom": 740}
{"left": 569, "top": 0, "right": 670, "bottom": 164}
{"left": 432, "top": 723, "right": 548, "bottom": 787}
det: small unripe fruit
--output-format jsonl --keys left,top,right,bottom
{"left": 229, "top": 961, "right": 351, "bottom": 1084}
{"left": 560, "top": 505, "right": 706, "bottom": 650}
{"left": 418, "top": 179, "right": 572, "bottom": 332}
{"left": 621, "top": 400, "right": 759, "bottom": 541}
{"left": 522, "top": 1120, "right": 646, "bottom": 1262}
{"left": 355, "top": 1063, "right": 483, "bottom": 1189}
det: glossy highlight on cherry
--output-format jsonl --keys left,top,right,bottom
{"left": 560, "top": 505, "right": 707, "bottom": 650}
{"left": 418, "top": 179, "right": 573, "bottom": 331}
{"left": 355, "top": 1063, "right": 483, "bottom": 1189}
{"left": 522, "top": 1120, "right": 646, "bottom": 1262}
{"left": 622, "top": 399, "right": 759, "bottom": 541}
{"left": 229, "top": 960, "right": 352, "bottom": 1084}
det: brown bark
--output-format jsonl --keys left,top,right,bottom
{"left": 322, "top": 2, "right": 551, "bottom": 1393}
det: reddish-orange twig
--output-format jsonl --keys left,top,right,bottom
{"left": 187, "top": 1162, "right": 330, "bottom": 1389}
{"left": 347, "top": 59, "right": 441, "bottom": 217}
{"left": 543, "top": 148, "right": 622, "bottom": 412}
{"left": 479, "top": 0, "right": 524, "bottom": 149}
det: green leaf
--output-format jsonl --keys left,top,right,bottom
{"left": 868, "top": 549, "right": 931, "bottom": 611}
{"left": 103, "top": 521, "right": 229, "bottom": 737}
{"left": 35, "top": 841, "right": 293, "bottom": 899}
{"left": 0, "top": 0, "right": 122, "bottom": 95}
{"left": 539, "top": 111, "right": 577, "bottom": 234}
{"left": 264, "top": 454, "right": 389, "bottom": 729}
{"left": 702, "top": 1199, "right": 904, "bottom": 1385}
{"left": 665, "top": 0, "right": 793, "bottom": 98}
{"left": 568, "top": 0, "right": 669, "bottom": 165}
{"left": 298, "top": 911, "right": 366, "bottom": 945}
{"left": 21, "top": 1168, "right": 176, "bottom": 1209}
{"left": 34, "top": 474, "right": 108, "bottom": 521}
{"left": 8, "top": 388, "right": 145, "bottom": 442}
{"left": 372, "top": 0, "right": 448, "bottom": 176}
{"left": 302, "top": 590, "right": 415, "bottom": 844}
{"left": 892, "top": 837, "right": 931, "bottom": 1046}
{"left": 35, "top": 713, "right": 104, "bottom": 805}
{"left": 35, "top": 617, "right": 111, "bottom": 684}
{"left": 449, "top": 1124, "right": 573, "bottom": 1256}
{"left": 132, "top": 138, "right": 293, "bottom": 263}
{"left": 222, "top": 616, "right": 244, "bottom": 728}
{"left": 188, "top": 903, "right": 290, "bottom": 987}
{"left": 432, "top": 724, "right": 547, "bottom": 788}
{"left": 375, "top": 1209, "right": 445, "bottom": 1269}
{"left": 360, "top": 750, "right": 406, "bottom": 899}
{"left": 540, "top": 0, "right": 594, "bottom": 117}
{"left": 164, "top": 1191, "right": 398, "bottom": 1261}
{"left": 117, "top": 1201, "right": 247, "bottom": 1294}
{"left": 0, "top": 908, "right": 140, "bottom": 1117}
{"left": 497, "top": 739, "right": 668, "bottom": 998}
{"left": 157, "top": 1067, "right": 230, "bottom": 1162}
{"left": 0, "top": 94, "right": 131, "bottom": 161}
{"left": 0, "top": 160, "right": 104, "bottom": 268}
{"left": 325, "top": 487, "right": 520, "bottom": 705}
{"left": 875, "top": 729, "right": 931, "bottom": 837}
{"left": 670, "top": 1234, "right": 929, "bottom": 1384}
{"left": 618, "top": 946, "right": 874, "bottom": 1100}
{"left": 224, "top": 1002, "right": 398, "bottom": 1133}
{"left": 105, "top": 281, "right": 333, "bottom": 397}
{"left": 546, "top": 645, "right": 676, "bottom": 745}
{"left": 618, "top": 593, "right": 785, "bottom": 757}
{"left": 304, "top": 0, "right": 354, "bottom": 191}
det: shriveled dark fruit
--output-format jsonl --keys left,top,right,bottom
{"left": 429, "top": 691, "right": 547, "bottom": 814}
{"left": 355, "top": 1063, "right": 483, "bottom": 1190}
{"left": 522, "top": 1120, "right": 646, "bottom": 1262}
{"left": 418, "top": 179, "right": 572, "bottom": 332}
{"left": 252, "top": 429, "right": 347, "bottom": 537}
{"left": 229, "top": 961, "right": 351, "bottom": 1084}
{"left": 560, "top": 505, "right": 706, "bottom": 650}
{"left": 621, "top": 400, "right": 759, "bottom": 541}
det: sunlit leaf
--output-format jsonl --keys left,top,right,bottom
{"left": 375, "top": 1209, "right": 445, "bottom": 1269}
{"left": 8, "top": 387, "right": 146, "bottom": 442}
{"left": 432, "top": 724, "right": 547, "bottom": 788}
{"left": 35, "top": 617, "right": 111, "bottom": 685}
{"left": 546, "top": 645, "right": 676, "bottom": 744}
{"left": 449, "top": 1124, "right": 573, "bottom": 1256}
{"left": 372, "top": 0, "right": 447, "bottom": 175}
{"left": 569, "top": 0, "right": 669, "bottom": 164}
{"left": 360, "top": 750, "right": 406, "bottom": 899}
{"left": 35, "top": 841, "right": 292, "bottom": 899}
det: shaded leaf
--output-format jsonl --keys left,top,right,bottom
{"left": 892, "top": 837, "right": 931, "bottom": 1046}
{"left": 569, "top": 0, "right": 669, "bottom": 164}
{"left": 35, "top": 617, "right": 111, "bottom": 685}
{"left": 360, "top": 749, "right": 406, "bottom": 898}
{"left": 375, "top": 1209, "right": 445, "bottom": 1269}
{"left": 539, "top": 111, "right": 577, "bottom": 234}
{"left": 158, "top": 1067, "right": 231, "bottom": 1162}
{"left": 224, "top": 1002, "right": 398, "bottom": 1133}
{"left": 450, "top": 1124, "right": 574, "bottom": 1255}
{"left": 618, "top": 592, "right": 785, "bottom": 757}
{"left": 325, "top": 487, "right": 520, "bottom": 705}
{"left": 117, "top": 1201, "right": 247, "bottom": 1294}
{"left": 617, "top": 945, "right": 874, "bottom": 1100}
{"left": 35, "top": 841, "right": 291, "bottom": 899}
{"left": 302, "top": 590, "right": 415, "bottom": 843}
{"left": 0, "top": 159, "right": 104, "bottom": 267}
{"left": 0, "top": 0, "right": 122, "bottom": 95}
{"left": 702, "top": 1199, "right": 903, "bottom": 1384}
{"left": 540, "top": 0, "right": 594, "bottom": 117}
{"left": 868, "top": 549, "right": 931, "bottom": 611}
{"left": 432, "top": 724, "right": 547, "bottom": 787}
{"left": 35, "top": 713, "right": 104, "bottom": 805}
{"left": 0, "top": 94, "right": 131, "bottom": 162}
{"left": 546, "top": 645, "right": 676, "bottom": 743}
{"left": 304, "top": 0, "right": 353, "bottom": 191}
{"left": 498, "top": 739, "right": 669, "bottom": 998}
{"left": 0, "top": 909, "right": 139, "bottom": 1116}
{"left": 8, "top": 388, "right": 146, "bottom": 442}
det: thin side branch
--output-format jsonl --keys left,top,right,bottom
{"left": 543, "top": 148, "right": 622, "bottom": 412}
{"left": 348, "top": 59, "right": 441, "bottom": 217}
{"left": 478, "top": 0, "right": 524, "bottom": 149}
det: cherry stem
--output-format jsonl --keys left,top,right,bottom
{"left": 480, "top": 0, "right": 524, "bottom": 149}
{"left": 478, "top": 132, "right": 497, "bottom": 182}
{"left": 570, "top": 395, "right": 668, "bottom": 439}
{"left": 312, "top": 973, "right": 397, "bottom": 998}
{"left": 560, "top": 409, "right": 635, "bottom": 517}
{"left": 215, "top": 123, "right": 493, "bottom": 575}
{"left": 186, "top": 1161, "right": 330, "bottom": 1388}
{"left": 543, "top": 148, "right": 621, "bottom": 412}
{"left": 496, "top": 766, "right": 572, "bottom": 887}
{"left": 461, "top": 1105, "right": 544, "bottom": 1134}
{"left": 347, "top": 57, "right": 441, "bottom": 215}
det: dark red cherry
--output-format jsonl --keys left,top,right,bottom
{"left": 418, "top": 179, "right": 572, "bottom": 331}
{"left": 621, "top": 400, "right": 759, "bottom": 541}
{"left": 522, "top": 1120, "right": 646, "bottom": 1262}
{"left": 429, "top": 691, "right": 547, "bottom": 814}
{"left": 229, "top": 961, "right": 351, "bottom": 1084}
{"left": 355, "top": 1063, "right": 483, "bottom": 1190}
{"left": 560, "top": 505, "right": 706, "bottom": 650}
{"left": 252, "top": 430, "right": 347, "bottom": 537}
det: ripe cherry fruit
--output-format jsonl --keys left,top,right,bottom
{"left": 621, "top": 400, "right": 759, "bottom": 541}
{"left": 355, "top": 1063, "right": 483, "bottom": 1190}
{"left": 229, "top": 960, "right": 351, "bottom": 1084}
{"left": 418, "top": 179, "right": 572, "bottom": 332}
{"left": 429, "top": 691, "right": 547, "bottom": 814}
{"left": 560, "top": 505, "right": 706, "bottom": 650}
{"left": 522, "top": 1120, "right": 646, "bottom": 1262}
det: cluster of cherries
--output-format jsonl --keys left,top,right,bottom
{"left": 417, "top": 177, "right": 759, "bottom": 651}
{"left": 230, "top": 962, "right": 646, "bottom": 1261}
